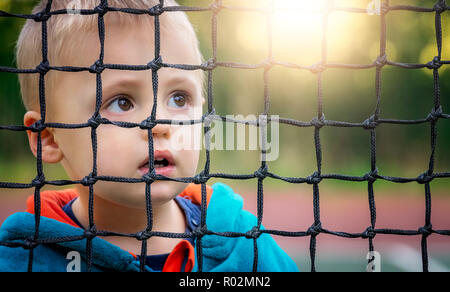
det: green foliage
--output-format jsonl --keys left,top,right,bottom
{"left": 0, "top": 0, "right": 448, "bottom": 190}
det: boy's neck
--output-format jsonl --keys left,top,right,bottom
{"left": 71, "top": 190, "right": 187, "bottom": 256}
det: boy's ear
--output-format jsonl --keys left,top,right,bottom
{"left": 24, "top": 111, "right": 64, "bottom": 164}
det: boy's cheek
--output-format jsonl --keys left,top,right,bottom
{"left": 169, "top": 124, "right": 203, "bottom": 153}
{"left": 56, "top": 127, "right": 128, "bottom": 179}
{"left": 176, "top": 148, "right": 201, "bottom": 177}
{"left": 55, "top": 128, "right": 92, "bottom": 168}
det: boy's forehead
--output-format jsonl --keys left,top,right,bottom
{"left": 67, "top": 20, "right": 203, "bottom": 87}
{"left": 74, "top": 20, "right": 200, "bottom": 67}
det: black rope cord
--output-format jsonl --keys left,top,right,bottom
{"left": 0, "top": 0, "right": 449, "bottom": 272}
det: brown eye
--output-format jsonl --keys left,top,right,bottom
{"left": 117, "top": 98, "right": 133, "bottom": 111}
{"left": 168, "top": 94, "right": 188, "bottom": 109}
{"left": 106, "top": 97, "right": 134, "bottom": 113}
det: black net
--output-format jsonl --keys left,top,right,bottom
{"left": 0, "top": 0, "right": 449, "bottom": 272}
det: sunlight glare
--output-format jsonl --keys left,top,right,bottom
{"left": 272, "top": 0, "right": 325, "bottom": 37}
{"left": 234, "top": 0, "right": 368, "bottom": 65}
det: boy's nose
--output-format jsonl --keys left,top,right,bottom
{"left": 152, "top": 122, "right": 171, "bottom": 138}
{"left": 141, "top": 120, "right": 171, "bottom": 140}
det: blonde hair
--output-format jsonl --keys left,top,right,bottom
{"left": 16, "top": 0, "right": 204, "bottom": 111}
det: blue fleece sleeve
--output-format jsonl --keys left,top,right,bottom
{"left": 0, "top": 245, "right": 29, "bottom": 272}
{"left": 0, "top": 243, "right": 76, "bottom": 272}
{"left": 239, "top": 210, "right": 300, "bottom": 272}
{"left": 195, "top": 182, "right": 299, "bottom": 272}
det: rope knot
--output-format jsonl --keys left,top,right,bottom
{"left": 147, "top": 56, "right": 163, "bottom": 71}
{"left": 142, "top": 169, "right": 157, "bottom": 184}
{"left": 33, "top": 11, "right": 51, "bottom": 22}
{"left": 310, "top": 62, "right": 326, "bottom": 74}
{"left": 254, "top": 165, "right": 268, "bottom": 180}
{"left": 362, "top": 227, "right": 376, "bottom": 239}
{"left": 245, "top": 226, "right": 261, "bottom": 239}
{"left": 426, "top": 56, "right": 442, "bottom": 70}
{"left": 36, "top": 60, "right": 50, "bottom": 75}
{"left": 81, "top": 173, "right": 97, "bottom": 187}
{"left": 94, "top": 2, "right": 108, "bottom": 17}
{"left": 434, "top": 1, "right": 447, "bottom": 13}
{"left": 209, "top": 1, "right": 223, "bottom": 13}
{"left": 203, "top": 109, "right": 217, "bottom": 127}
{"left": 88, "top": 114, "right": 102, "bottom": 129}
{"left": 140, "top": 118, "right": 157, "bottom": 130}
{"left": 418, "top": 224, "right": 433, "bottom": 237}
{"left": 193, "top": 171, "right": 209, "bottom": 185}
{"left": 427, "top": 106, "right": 443, "bottom": 122}
{"left": 24, "top": 238, "right": 38, "bottom": 250}
{"left": 148, "top": 4, "right": 164, "bottom": 16}
{"left": 417, "top": 171, "right": 433, "bottom": 184}
{"left": 203, "top": 58, "right": 216, "bottom": 71}
{"left": 29, "top": 120, "right": 45, "bottom": 133}
{"left": 32, "top": 173, "right": 46, "bottom": 188}
{"left": 84, "top": 225, "right": 97, "bottom": 240}
{"left": 362, "top": 115, "right": 378, "bottom": 130}
{"left": 380, "top": 1, "right": 390, "bottom": 15}
{"left": 375, "top": 54, "right": 387, "bottom": 67}
{"left": 192, "top": 225, "right": 208, "bottom": 238}
{"left": 136, "top": 230, "right": 152, "bottom": 241}
{"left": 89, "top": 60, "right": 105, "bottom": 74}
{"left": 306, "top": 171, "right": 322, "bottom": 185}
{"left": 364, "top": 168, "right": 379, "bottom": 183}
{"left": 310, "top": 114, "right": 326, "bottom": 128}
{"left": 307, "top": 222, "right": 322, "bottom": 236}
{"left": 262, "top": 58, "right": 275, "bottom": 70}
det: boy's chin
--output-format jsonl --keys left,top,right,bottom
{"left": 96, "top": 181, "right": 189, "bottom": 209}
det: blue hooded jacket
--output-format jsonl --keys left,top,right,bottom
{"left": 0, "top": 182, "right": 299, "bottom": 272}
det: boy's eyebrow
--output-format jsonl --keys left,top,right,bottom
{"left": 102, "top": 74, "right": 146, "bottom": 95}
{"left": 101, "top": 72, "right": 200, "bottom": 95}
{"left": 163, "top": 74, "right": 200, "bottom": 93}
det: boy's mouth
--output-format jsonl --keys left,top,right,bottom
{"left": 139, "top": 150, "right": 176, "bottom": 177}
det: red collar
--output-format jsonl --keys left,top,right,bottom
{"left": 26, "top": 189, "right": 79, "bottom": 228}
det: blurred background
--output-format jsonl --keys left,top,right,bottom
{"left": 0, "top": 0, "right": 449, "bottom": 271}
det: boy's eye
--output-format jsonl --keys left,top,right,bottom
{"left": 168, "top": 93, "right": 189, "bottom": 109}
{"left": 106, "top": 97, "right": 134, "bottom": 113}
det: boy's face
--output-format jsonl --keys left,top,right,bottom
{"left": 46, "top": 20, "right": 204, "bottom": 208}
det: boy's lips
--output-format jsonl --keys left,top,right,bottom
{"left": 139, "top": 150, "right": 176, "bottom": 177}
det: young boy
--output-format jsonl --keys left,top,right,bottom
{"left": 0, "top": 0, "right": 298, "bottom": 272}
